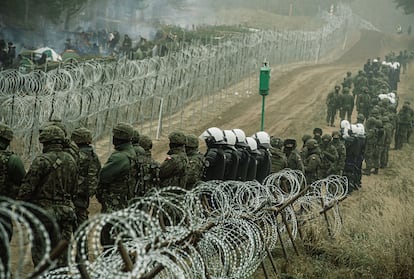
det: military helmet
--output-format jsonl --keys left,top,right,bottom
{"left": 363, "top": 87, "right": 369, "bottom": 92}
{"left": 313, "top": 127, "right": 323, "bottom": 135}
{"left": 284, "top": 138, "right": 297, "bottom": 148}
{"left": 223, "top": 130, "right": 237, "bottom": 146}
{"left": 39, "top": 125, "right": 65, "bottom": 143}
{"left": 139, "top": 135, "right": 152, "bottom": 151}
{"left": 270, "top": 136, "right": 284, "bottom": 149}
{"left": 246, "top": 137, "right": 260, "bottom": 154}
{"left": 370, "top": 108, "right": 379, "bottom": 115}
{"left": 132, "top": 129, "right": 140, "bottom": 143}
{"left": 43, "top": 120, "right": 68, "bottom": 137}
{"left": 334, "top": 84, "right": 341, "bottom": 90}
{"left": 169, "top": 131, "right": 187, "bottom": 145}
{"left": 302, "top": 134, "right": 312, "bottom": 144}
{"left": 322, "top": 134, "right": 332, "bottom": 141}
{"left": 186, "top": 134, "right": 199, "bottom": 148}
{"left": 113, "top": 122, "right": 133, "bottom": 140}
{"left": 346, "top": 71, "right": 352, "bottom": 76}
{"left": 0, "top": 123, "right": 13, "bottom": 142}
{"left": 357, "top": 114, "right": 365, "bottom": 121}
{"left": 382, "top": 116, "right": 390, "bottom": 122}
{"left": 200, "top": 127, "right": 225, "bottom": 144}
{"left": 306, "top": 139, "right": 318, "bottom": 149}
{"left": 71, "top": 127, "right": 92, "bottom": 144}
{"left": 331, "top": 131, "right": 340, "bottom": 139}
{"left": 342, "top": 87, "right": 350, "bottom": 92}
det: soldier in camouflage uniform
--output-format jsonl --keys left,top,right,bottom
{"left": 352, "top": 70, "right": 368, "bottom": 98}
{"left": 363, "top": 108, "right": 382, "bottom": 175}
{"left": 269, "top": 137, "right": 287, "bottom": 173}
{"left": 159, "top": 132, "right": 188, "bottom": 188}
{"left": 330, "top": 131, "right": 346, "bottom": 175}
{"left": 313, "top": 128, "right": 323, "bottom": 145}
{"left": 185, "top": 134, "right": 205, "bottom": 189}
{"left": 300, "top": 134, "right": 312, "bottom": 160}
{"left": 356, "top": 87, "right": 371, "bottom": 120}
{"left": 136, "top": 135, "right": 160, "bottom": 195}
{"left": 0, "top": 123, "right": 26, "bottom": 276}
{"left": 132, "top": 129, "right": 146, "bottom": 157}
{"left": 303, "top": 139, "right": 322, "bottom": 184}
{"left": 394, "top": 102, "right": 412, "bottom": 150}
{"left": 326, "top": 85, "right": 341, "bottom": 127}
{"left": 319, "top": 134, "right": 339, "bottom": 178}
{"left": 339, "top": 87, "right": 354, "bottom": 122}
{"left": 71, "top": 127, "right": 101, "bottom": 228}
{"left": 342, "top": 71, "right": 353, "bottom": 90}
{"left": 283, "top": 138, "right": 304, "bottom": 173}
{"left": 17, "top": 125, "right": 78, "bottom": 267}
{"left": 96, "top": 123, "right": 137, "bottom": 213}
{"left": 380, "top": 116, "right": 393, "bottom": 168}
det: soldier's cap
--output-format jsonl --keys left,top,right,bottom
{"left": 113, "top": 122, "right": 133, "bottom": 140}
{"left": 139, "top": 135, "right": 152, "bottom": 151}
{"left": 132, "top": 129, "right": 140, "bottom": 143}
{"left": 71, "top": 127, "right": 92, "bottom": 144}
{"left": 186, "top": 134, "right": 199, "bottom": 148}
{"left": 331, "top": 131, "right": 340, "bottom": 138}
{"left": 169, "top": 131, "right": 187, "bottom": 145}
{"left": 313, "top": 128, "right": 323, "bottom": 135}
{"left": 283, "top": 138, "right": 297, "bottom": 148}
{"left": 0, "top": 122, "right": 13, "bottom": 142}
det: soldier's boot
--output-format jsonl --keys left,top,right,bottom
{"left": 372, "top": 168, "right": 379, "bottom": 175}
{"left": 362, "top": 168, "right": 371, "bottom": 176}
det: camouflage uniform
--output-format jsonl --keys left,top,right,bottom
{"left": 380, "top": 116, "right": 393, "bottom": 168}
{"left": 159, "top": 132, "right": 188, "bottom": 188}
{"left": 0, "top": 123, "right": 25, "bottom": 276}
{"left": 319, "top": 134, "right": 339, "bottom": 178}
{"left": 269, "top": 137, "right": 287, "bottom": 173}
{"left": 342, "top": 72, "right": 353, "bottom": 90}
{"left": 330, "top": 131, "right": 346, "bottom": 175}
{"left": 17, "top": 126, "right": 78, "bottom": 267}
{"left": 339, "top": 87, "right": 354, "bottom": 122}
{"left": 136, "top": 135, "right": 160, "bottom": 195}
{"left": 356, "top": 87, "right": 371, "bottom": 119}
{"left": 326, "top": 86, "right": 341, "bottom": 126}
{"left": 185, "top": 135, "right": 204, "bottom": 190}
{"left": 96, "top": 123, "right": 138, "bottom": 213}
{"left": 71, "top": 127, "right": 101, "bottom": 228}
{"left": 283, "top": 138, "right": 304, "bottom": 173}
{"left": 394, "top": 104, "right": 412, "bottom": 150}
{"left": 303, "top": 139, "right": 322, "bottom": 184}
{"left": 313, "top": 128, "right": 323, "bottom": 145}
{"left": 363, "top": 109, "right": 382, "bottom": 175}
{"left": 132, "top": 129, "right": 146, "bottom": 157}
{"left": 300, "top": 134, "right": 312, "bottom": 160}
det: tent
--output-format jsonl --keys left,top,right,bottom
{"left": 33, "top": 47, "right": 62, "bottom": 62}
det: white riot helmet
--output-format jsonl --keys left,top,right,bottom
{"left": 223, "top": 130, "right": 237, "bottom": 145}
{"left": 252, "top": 131, "right": 271, "bottom": 148}
{"left": 246, "top": 137, "right": 260, "bottom": 154}
{"left": 232, "top": 128, "right": 248, "bottom": 146}
{"left": 351, "top": 124, "right": 365, "bottom": 138}
{"left": 199, "top": 127, "right": 225, "bottom": 145}
{"left": 340, "top": 120, "right": 351, "bottom": 139}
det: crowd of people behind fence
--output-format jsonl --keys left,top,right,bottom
{"left": 0, "top": 50, "right": 413, "bottom": 271}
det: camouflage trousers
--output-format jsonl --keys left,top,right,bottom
{"left": 100, "top": 195, "right": 128, "bottom": 248}
{"left": 364, "top": 143, "right": 380, "bottom": 170}
{"left": 379, "top": 145, "right": 389, "bottom": 168}
{"left": 32, "top": 204, "right": 75, "bottom": 268}
{"left": 326, "top": 107, "right": 337, "bottom": 126}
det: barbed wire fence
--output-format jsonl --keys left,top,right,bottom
{"left": 0, "top": 5, "right": 378, "bottom": 162}
{"left": 1, "top": 171, "right": 348, "bottom": 279}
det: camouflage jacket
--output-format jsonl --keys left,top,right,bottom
{"left": 17, "top": 143, "right": 78, "bottom": 208}
{"left": 304, "top": 148, "right": 321, "bottom": 184}
{"left": 319, "top": 143, "right": 338, "bottom": 175}
{"left": 186, "top": 148, "right": 205, "bottom": 189}
{"left": 285, "top": 149, "right": 304, "bottom": 173}
{"left": 73, "top": 144, "right": 101, "bottom": 209}
{"left": 0, "top": 146, "right": 26, "bottom": 199}
{"left": 269, "top": 147, "right": 287, "bottom": 173}
{"left": 96, "top": 142, "right": 137, "bottom": 208}
{"left": 330, "top": 139, "right": 346, "bottom": 174}
{"left": 159, "top": 146, "right": 188, "bottom": 188}
{"left": 136, "top": 150, "right": 160, "bottom": 196}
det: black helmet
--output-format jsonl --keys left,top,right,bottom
{"left": 283, "top": 138, "right": 297, "bottom": 149}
